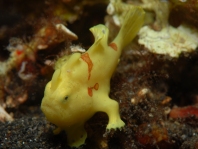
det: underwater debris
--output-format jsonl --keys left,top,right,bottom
{"left": 0, "top": 21, "right": 77, "bottom": 122}
{"left": 136, "top": 122, "right": 168, "bottom": 146}
{"left": 0, "top": 105, "right": 13, "bottom": 122}
{"left": 170, "top": 106, "right": 198, "bottom": 119}
{"left": 0, "top": 24, "right": 77, "bottom": 76}
{"left": 138, "top": 0, "right": 170, "bottom": 31}
{"left": 70, "top": 45, "right": 86, "bottom": 53}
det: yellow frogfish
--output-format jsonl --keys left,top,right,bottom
{"left": 41, "top": 7, "right": 145, "bottom": 147}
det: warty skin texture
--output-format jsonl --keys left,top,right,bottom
{"left": 41, "top": 7, "right": 145, "bottom": 147}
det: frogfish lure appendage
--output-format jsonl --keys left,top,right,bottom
{"left": 41, "top": 7, "right": 145, "bottom": 147}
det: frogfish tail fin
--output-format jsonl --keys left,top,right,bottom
{"left": 113, "top": 6, "right": 145, "bottom": 49}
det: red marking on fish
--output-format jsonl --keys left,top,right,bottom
{"left": 109, "top": 42, "right": 118, "bottom": 51}
{"left": 81, "top": 53, "right": 93, "bottom": 80}
{"left": 88, "top": 87, "right": 93, "bottom": 97}
{"left": 87, "top": 83, "right": 99, "bottom": 97}
{"left": 94, "top": 83, "right": 99, "bottom": 90}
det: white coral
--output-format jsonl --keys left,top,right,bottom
{"left": 138, "top": 25, "right": 198, "bottom": 57}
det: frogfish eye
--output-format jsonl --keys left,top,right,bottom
{"left": 64, "top": 96, "right": 69, "bottom": 100}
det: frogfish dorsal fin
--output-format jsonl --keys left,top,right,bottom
{"left": 51, "top": 69, "right": 61, "bottom": 91}
{"left": 89, "top": 24, "right": 109, "bottom": 47}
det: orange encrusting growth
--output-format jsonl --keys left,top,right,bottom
{"left": 16, "top": 50, "right": 23, "bottom": 56}
{"left": 81, "top": 53, "right": 93, "bottom": 80}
